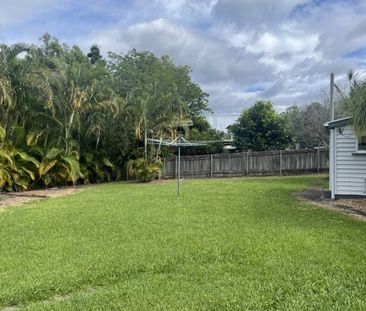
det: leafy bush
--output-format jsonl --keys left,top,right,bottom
{"left": 0, "top": 126, "right": 39, "bottom": 191}
{"left": 127, "top": 158, "right": 161, "bottom": 182}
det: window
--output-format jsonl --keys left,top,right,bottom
{"left": 358, "top": 136, "right": 366, "bottom": 151}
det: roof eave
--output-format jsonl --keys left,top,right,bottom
{"left": 324, "top": 117, "right": 352, "bottom": 129}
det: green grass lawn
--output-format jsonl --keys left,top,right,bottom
{"left": 0, "top": 175, "right": 365, "bottom": 310}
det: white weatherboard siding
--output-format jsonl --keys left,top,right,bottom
{"left": 329, "top": 128, "right": 335, "bottom": 198}
{"left": 335, "top": 125, "right": 366, "bottom": 196}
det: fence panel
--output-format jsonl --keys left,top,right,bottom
{"left": 181, "top": 155, "right": 211, "bottom": 178}
{"left": 161, "top": 148, "right": 328, "bottom": 179}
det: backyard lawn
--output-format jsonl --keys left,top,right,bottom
{"left": 0, "top": 175, "right": 365, "bottom": 310}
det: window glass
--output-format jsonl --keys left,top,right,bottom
{"left": 358, "top": 136, "right": 366, "bottom": 151}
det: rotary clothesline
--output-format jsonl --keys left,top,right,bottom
{"left": 148, "top": 135, "right": 217, "bottom": 197}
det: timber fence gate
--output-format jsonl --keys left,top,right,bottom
{"left": 162, "top": 148, "right": 328, "bottom": 179}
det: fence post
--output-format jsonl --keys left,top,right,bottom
{"left": 210, "top": 154, "right": 213, "bottom": 177}
{"left": 246, "top": 152, "right": 249, "bottom": 175}
{"left": 317, "top": 147, "right": 320, "bottom": 173}
{"left": 279, "top": 150, "right": 283, "bottom": 175}
{"left": 162, "top": 158, "right": 165, "bottom": 179}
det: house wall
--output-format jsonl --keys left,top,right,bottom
{"left": 335, "top": 125, "right": 366, "bottom": 196}
{"left": 329, "top": 128, "right": 335, "bottom": 198}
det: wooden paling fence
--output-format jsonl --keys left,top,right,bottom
{"left": 162, "top": 148, "right": 329, "bottom": 179}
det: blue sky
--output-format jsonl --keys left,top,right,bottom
{"left": 1, "top": 0, "right": 366, "bottom": 129}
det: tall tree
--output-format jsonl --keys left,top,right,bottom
{"left": 283, "top": 102, "right": 329, "bottom": 148}
{"left": 87, "top": 45, "right": 102, "bottom": 64}
{"left": 108, "top": 49, "right": 209, "bottom": 159}
{"left": 229, "top": 101, "right": 291, "bottom": 151}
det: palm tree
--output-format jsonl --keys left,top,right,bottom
{"left": 0, "top": 43, "right": 53, "bottom": 131}
{"left": 345, "top": 71, "right": 366, "bottom": 138}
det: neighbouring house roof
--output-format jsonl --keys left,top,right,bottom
{"left": 324, "top": 117, "right": 352, "bottom": 129}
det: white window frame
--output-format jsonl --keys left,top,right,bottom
{"left": 357, "top": 135, "right": 366, "bottom": 152}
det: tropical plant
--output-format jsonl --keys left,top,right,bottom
{"left": 80, "top": 153, "right": 115, "bottom": 184}
{"left": 344, "top": 75, "right": 366, "bottom": 138}
{"left": 38, "top": 148, "right": 83, "bottom": 186}
{"left": 127, "top": 158, "right": 161, "bottom": 182}
{"left": 0, "top": 126, "right": 39, "bottom": 191}
{"left": 0, "top": 36, "right": 212, "bottom": 191}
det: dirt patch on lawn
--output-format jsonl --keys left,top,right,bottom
{"left": 0, "top": 186, "right": 90, "bottom": 210}
{"left": 335, "top": 198, "right": 366, "bottom": 215}
{"left": 294, "top": 188, "right": 366, "bottom": 221}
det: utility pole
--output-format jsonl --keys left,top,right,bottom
{"left": 329, "top": 73, "right": 335, "bottom": 199}
{"left": 330, "top": 73, "right": 335, "bottom": 121}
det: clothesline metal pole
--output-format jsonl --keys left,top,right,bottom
{"left": 177, "top": 145, "right": 181, "bottom": 197}
{"left": 147, "top": 136, "right": 209, "bottom": 197}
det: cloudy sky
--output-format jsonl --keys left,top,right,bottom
{"left": 1, "top": 0, "right": 366, "bottom": 129}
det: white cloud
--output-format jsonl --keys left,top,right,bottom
{"left": 0, "top": 0, "right": 58, "bottom": 26}
{"left": 83, "top": 17, "right": 276, "bottom": 83}
{"left": 245, "top": 30, "right": 320, "bottom": 72}
{"left": 288, "top": 0, "right": 366, "bottom": 58}
{"left": 76, "top": 0, "right": 366, "bottom": 126}
{"left": 212, "top": 0, "right": 306, "bottom": 28}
